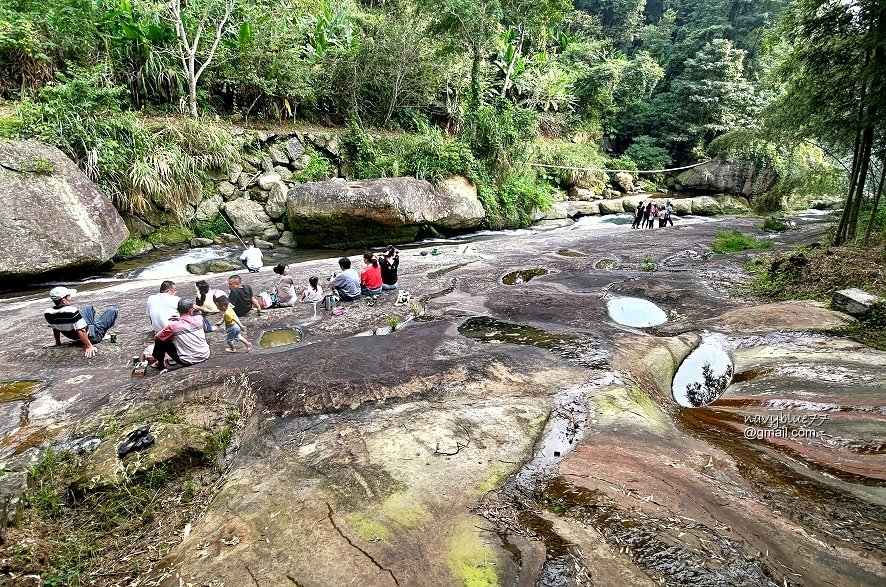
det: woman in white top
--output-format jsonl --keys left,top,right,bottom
{"left": 273, "top": 264, "right": 297, "bottom": 307}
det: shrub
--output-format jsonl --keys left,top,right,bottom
{"left": 760, "top": 215, "right": 790, "bottom": 232}
{"left": 711, "top": 230, "right": 773, "bottom": 254}
{"left": 193, "top": 215, "right": 229, "bottom": 239}
{"left": 146, "top": 226, "right": 194, "bottom": 246}
{"left": 116, "top": 237, "right": 150, "bottom": 258}
{"left": 642, "top": 254, "right": 657, "bottom": 271}
{"left": 480, "top": 171, "right": 554, "bottom": 228}
{"left": 293, "top": 151, "right": 335, "bottom": 182}
{"left": 623, "top": 135, "right": 672, "bottom": 171}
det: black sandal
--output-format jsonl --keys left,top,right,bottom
{"left": 117, "top": 425, "right": 155, "bottom": 458}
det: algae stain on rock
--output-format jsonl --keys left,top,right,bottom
{"left": 346, "top": 512, "right": 390, "bottom": 542}
{"left": 447, "top": 518, "right": 500, "bottom": 587}
{"left": 0, "top": 380, "right": 40, "bottom": 402}
{"left": 381, "top": 491, "right": 430, "bottom": 528}
{"left": 594, "top": 386, "right": 669, "bottom": 432}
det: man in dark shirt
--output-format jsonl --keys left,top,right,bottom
{"left": 228, "top": 275, "right": 259, "bottom": 317}
{"left": 42, "top": 286, "right": 118, "bottom": 359}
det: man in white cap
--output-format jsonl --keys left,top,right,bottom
{"left": 42, "top": 287, "right": 118, "bottom": 358}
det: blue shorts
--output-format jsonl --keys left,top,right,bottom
{"left": 226, "top": 323, "right": 244, "bottom": 345}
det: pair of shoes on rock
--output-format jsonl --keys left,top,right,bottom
{"left": 117, "top": 425, "right": 154, "bottom": 458}
{"left": 394, "top": 291, "right": 412, "bottom": 306}
{"left": 366, "top": 296, "right": 379, "bottom": 307}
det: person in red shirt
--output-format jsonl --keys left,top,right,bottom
{"left": 360, "top": 252, "right": 383, "bottom": 296}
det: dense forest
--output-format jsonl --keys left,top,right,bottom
{"left": 0, "top": 0, "right": 884, "bottom": 236}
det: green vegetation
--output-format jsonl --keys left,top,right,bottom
{"left": 641, "top": 254, "right": 657, "bottom": 271}
{"left": 387, "top": 315, "right": 402, "bottom": 331}
{"left": 146, "top": 225, "right": 194, "bottom": 246}
{"left": 293, "top": 151, "right": 336, "bottom": 182}
{"left": 0, "top": 0, "right": 881, "bottom": 244}
{"left": 760, "top": 215, "right": 790, "bottom": 233}
{"left": 749, "top": 243, "right": 886, "bottom": 349}
{"left": 20, "top": 153, "right": 54, "bottom": 173}
{"left": 116, "top": 236, "right": 150, "bottom": 258}
{"left": 192, "top": 214, "right": 229, "bottom": 239}
{"left": 711, "top": 230, "right": 773, "bottom": 254}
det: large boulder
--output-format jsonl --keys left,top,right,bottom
{"left": 691, "top": 196, "right": 723, "bottom": 215}
{"left": 614, "top": 172, "right": 635, "bottom": 193}
{"left": 675, "top": 158, "right": 777, "bottom": 196}
{"left": 264, "top": 181, "right": 289, "bottom": 220}
{"left": 220, "top": 198, "right": 275, "bottom": 237}
{"left": 434, "top": 175, "right": 486, "bottom": 229}
{"left": 287, "top": 176, "right": 485, "bottom": 247}
{"left": 563, "top": 201, "right": 600, "bottom": 218}
{"left": 599, "top": 199, "right": 626, "bottom": 215}
{"left": 195, "top": 194, "right": 223, "bottom": 222}
{"left": 0, "top": 140, "right": 128, "bottom": 278}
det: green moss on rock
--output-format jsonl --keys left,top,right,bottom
{"left": 447, "top": 518, "right": 499, "bottom": 587}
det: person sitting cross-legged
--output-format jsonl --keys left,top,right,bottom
{"left": 151, "top": 299, "right": 210, "bottom": 370}
{"left": 329, "top": 257, "right": 362, "bottom": 302}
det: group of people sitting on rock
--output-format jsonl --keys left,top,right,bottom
{"left": 632, "top": 201, "right": 674, "bottom": 229}
{"left": 41, "top": 246, "right": 403, "bottom": 368}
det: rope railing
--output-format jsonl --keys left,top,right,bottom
{"left": 523, "top": 159, "right": 711, "bottom": 175}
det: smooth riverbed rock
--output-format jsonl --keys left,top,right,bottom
{"left": 675, "top": 157, "right": 777, "bottom": 196}
{"left": 832, "top": 288, "right": 883, "bottom": 317}
{"left": 279, "top": 231, "right": 297, "bottom": 247}
{"left": 563, "top": 201, "right": 600, "bottom": 217}
{"left": 434, "top": 175, "right": 486, "bottom": 229}
{"left": 690, "top": 196, "right": 723, "bottom": 215}
{"left": 287, "top": 176, "right": 485, "bottom": 247}
{"left": 221, "top": 198, "right": 275, "bottom": 237}
{"left": 0, "top": 140, "right": 128, "bottom": 278}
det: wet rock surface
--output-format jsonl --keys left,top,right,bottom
{"left": 0, "top": 211, "right": 883, "bottom": 585}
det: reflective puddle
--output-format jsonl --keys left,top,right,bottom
{"left": 458, "top": 317, "right": 606, "bottom": 368}
{"left": 606, "top": 297, "right": 667, "bottom": 327}
{"left": 673, "top": 335, "right": 733, "bottom": 407}
{"left": 556, "top": 249, "right": 586, "bottom": 257}
{"left": 0, "top": 380, "right": 40, "bottom": 403}
{"left": 259, "top": 328, "right": 303, "bottom": 348}
{"left": 502, "top": 268, "right": 549, "bottom": 285}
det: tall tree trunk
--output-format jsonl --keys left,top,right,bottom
{"left": 833, "top": 51, "right": 870, "bottom": 246}
{"left": 188, "top": 75, "right": 198, "bottom": 118}
{"left": 500, "top": 26, "right": 525, "bottom": 99}
{"left": 469, "top": 47, "right": 481, "bottom": 111}
{"left": 863, "top": 152, "right": 886, "bottom": 245}
{"left": 834, "top": 129, "right": 863, "bottom": 245}
{"left": 847, "top": 108, "right": 877, "bottom": 242}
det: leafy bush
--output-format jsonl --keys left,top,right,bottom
{"left": 711, "top": 230, "right": 773, "bottom": 254}
{"left": 343, "top": 122, "right": 480, "bottom": 183}
{"left": 293, "top": 151, "right": 336, "bottom": 182}
{"left": 463, "top": 100, "right": 537, "bottom": 177}
{"left": 642, "top": 254, "right": 657, "bottom": 271}
{"left": 623, "top": 135, "right": 672, "bottom": 170}
{"left": 193, "top": 215, "right": 229, "bottom": 239}
{"left": 480, "top": 171, "right": 553, "bottom": 228}
{"left": 760, "top": 215, "right": 790, "bottom": 232}
{"left": 532, "top": 140, "right": 608, "bottom": 190}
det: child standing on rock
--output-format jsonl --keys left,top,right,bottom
{"left": 214, "top": 294, "right": 252, "bottom": 353}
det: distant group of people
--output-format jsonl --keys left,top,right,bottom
{"left": 632, "top": 201, "right": 674, "bottom": 229}
{"left": 41, "top": 245, "right": 402, "bottom": 369}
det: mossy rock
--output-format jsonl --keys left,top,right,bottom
{"left": 147, "top": 225, "right": 195, "bottom": 246}
{"left": 116, "top": 237, "right": 154, "bottom": 259}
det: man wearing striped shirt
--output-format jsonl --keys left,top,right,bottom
{"left": 43, "top": 287, "right": 118, "bottom": 359}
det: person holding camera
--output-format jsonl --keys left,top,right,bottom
{"left": 329, "top": 257, "right": 362, "bottom": 301}
{"left": 378, "top": 245, "right": 400, "bottom": 290}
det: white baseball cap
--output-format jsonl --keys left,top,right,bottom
{"left": 49, "top": 286, "right": 77, "bottom": 302}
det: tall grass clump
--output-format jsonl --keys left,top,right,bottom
{"left": 16, "top": 65, "right": 237, "bottom": 219}
{"left": 711, "top": 229, "right": 773, "bottom": 254}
